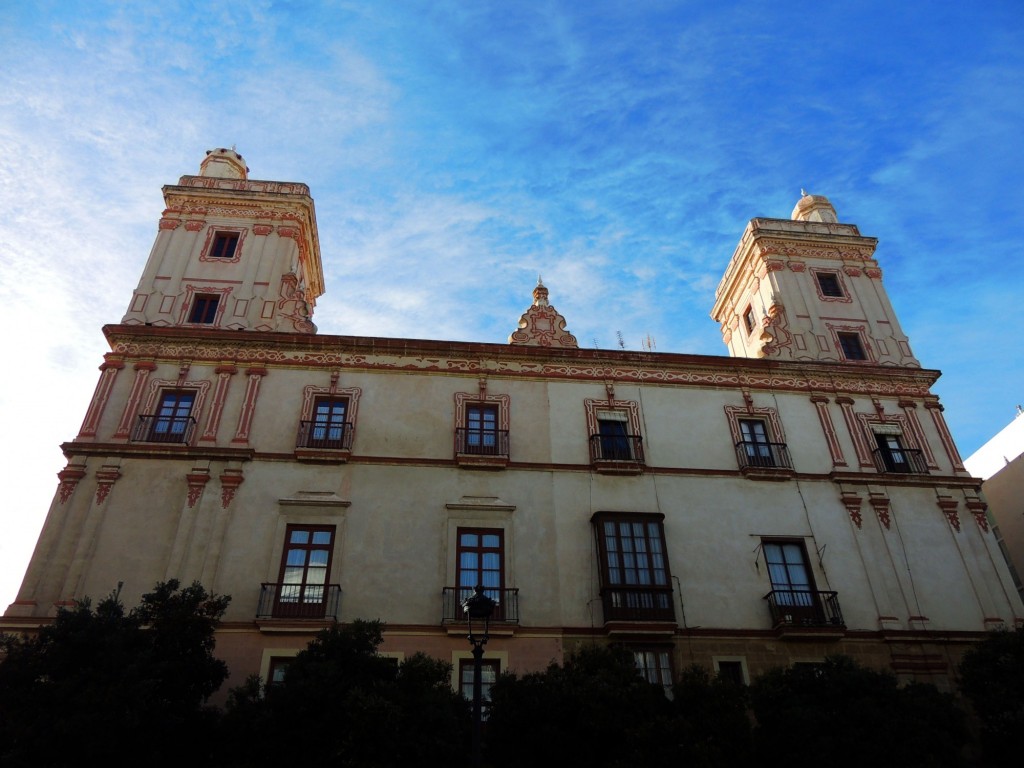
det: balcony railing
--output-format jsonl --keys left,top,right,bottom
{"left": 442, "top": 587, "right": 520, "bottom": 624}
{"left": 589, "top": 434, "right": 645, "bottom": 464}
{"left": 735, "top": 440, "right": 792, "bottom": 470}
{"left": 131, "top": 414, "right": 196, "bottom": 445}
{"left": 764, "top": 589, "right": 844, "bottom": 629}
{"left": 257, "top": 582, "right": 341, "bottom": 620}
{"left": 600, "top": 586, "right": 675, "bottom": 623}
{"left": 455, "top": 428, "right": 510, "bottom": 457}
{"left": 296, "top": 421, "right": 353, "bottom": 451}
{"left": 871, "top": 447, "right": 928, "bottom": 474}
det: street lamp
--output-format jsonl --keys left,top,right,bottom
{"left": 462, "top": 584, "right": 497, "bottom": 768}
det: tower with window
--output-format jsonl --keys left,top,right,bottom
{"left": 711, "top": 192, "right": 919, "bottom": 367}
{"left": 121, "top": 147, "right": 324, "bottom": 333}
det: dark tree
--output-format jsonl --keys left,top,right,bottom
{"left": 668, "top": 664, "right": 753, "bottom": 766}
{"left": 958, "top": 626, "right": 1024, "bottom": 766}
{"left": 0, "top": 580, "right": 229, "bottom": 768}
{"left": 749, "top": 655, "right": 968, "bottom": 768}
{"left": 220, "top": 619, "right": 469, "bottom": 767}
{"left": 485, "top": 644, "right": 675, "bottom": 768}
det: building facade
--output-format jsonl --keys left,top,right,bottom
{"left": 4, "top": 150, "right": 1020, "bottom": 701}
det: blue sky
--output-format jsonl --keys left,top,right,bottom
{"left": 1, "top": 1, "right": 1022, "bottom": 610}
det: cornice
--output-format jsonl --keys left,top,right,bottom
{"left": 101, "top": 324, "right": 942, "bottom": 397}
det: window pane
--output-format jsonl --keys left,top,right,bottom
{"left": 290, "top": 530, "right": 310, "bottom": 544}
{"left": 311, "top": 531, "right": 332, "bottom": 545}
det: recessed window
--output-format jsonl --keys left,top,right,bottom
{"left": 460, "top": 403, "right": 502, "bottom": 455}
{"left": 460, "top": 658, "right": 499, "bottom": 719}
{"left": 592, "top": 512, "right": 673, "bottom": 622}
{"left": 300, "top": 396, "right": 351, "bottom": 449}
{"left": 456, "top": 528, "right": 507, "bottom": 621}
{"left": 738, "top": 418, "right": 774, "bottom": 467}
{"left": 188, "top": 294, "right": 219, "bottom": 324}
{"left": 743, "top": 305, "right": 756, "bottom": 334}
{"left": 715, "top": 659, "right": 747, "bottom": 686}
{"left": 634, "top": 649, "right": 673, "bottom": 690}
{"left": 273, "top": 525, "right": 336, "bottom": 619}
{"left": 594, "top": 411, "right": 636, "bottom": 461}
{"left": 836, "top": 332, "right": 867, "bottom": 360}
{"left": 816, "top": 272, "right": 844, "bottom": 298}
{"left": 873, "top": 433, "right": 924, "bottom": 474}
{"left": 139, "top": 389, "right": 196, "bottom": 444}
{"left": 267, "top": 657, "right": 291, "bottom": 686}
{"left": 210, "top": 232, "right": 239, "bottom": 259}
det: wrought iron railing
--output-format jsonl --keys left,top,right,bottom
{"left": 442, "top": 587, "right": 519, "bottom": 623}
{"left": 735, "top": 440, "right": 793, "bottom": 469}
{"left": 257, "top": 582, "right": 341, "bottom": 620}
{"left": 296, "top": 420, "right": 353, "bottom": 451}
{"left": 764, "top": 589, "right": 844, "bottom": 628}
{"left": 589, "top": 434, "right": 645, "bottom": 463}
{"left": 455, "top": 428, "right": 510, "bottom": 457}
{"left": 600, "top": 586, "right": 675, "bottom": 622}
{"left": 131, "top": 414, "right": 196, "bottom": 445}
{"left": 871, "top": 447, "right": 928, "bottom": 474}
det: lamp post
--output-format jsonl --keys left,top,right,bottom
{"left": 462, "top": 584, "right": 497, "bottom": 768}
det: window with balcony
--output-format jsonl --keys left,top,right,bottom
{"left": 593, "top": 512, "right": 674, "bottom": 623}
{"left": 134, "top": 389, "right": 196, "bottom": 444}
{"left": 459, "top": 403, "right": 503, "bottom": 455}
{"left": 738, "top": 418, "right": 775, "bottom": 467}
{"left": 762, "top": 539, "right": 843, "bottom": 630}
{"left": 188, "top": 293, "right": 220, "bottom": 324}
{"left": 725, "top": 406, "right": 792, "bottom": 476}
{"left": 299, "top": 397, "right": 351, "bottom": 450}
{"left": 267, "top": 525, "right": 339, "bottom": 620}
{"left": 872, "top": 432, "right": 927, "bottom": 474}
{"left": 443, "top": 528, "right": 518, "bottom": 623}
{"left": 590, "top": 411, "right": 644, "bottom": 467}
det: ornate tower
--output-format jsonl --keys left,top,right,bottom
{"left": 711, "top": 193, "right": 919, "bottom": 367}
{"left": 122, "top": 148, "right": 323, "bottom": 333}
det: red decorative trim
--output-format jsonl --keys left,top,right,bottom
{"left": 219, "top": 469, "right": 244, "bottom": 508}
{"left": 253, "top": 224, "right": 273, "bottom": 236}
{"left": 841, "top": 492, "right": 863, "bottom": 529}
{"left": 200, "top": 367, "right": 237, "bottom": 442}
{"left": 869, "top": 493, "right": 891, "bottom": 530}
{"left": 277, "top": 226, "right": 298, "bottom": 238}
{"left": 78, "top": 363, "right": 123, "bottom": 438}
{"left": 158, "top": 218, "right": 181, "bottom": 230}
{"left": 811, "top": 395, "right": 846, "bottom": 466}
{"left": 787, "top": 261, "right": 806, "bottom": 272}
{"left": 838, "top": 398, "right": 874, "bottom": 468}
{"left": 936, "top": 497, "right": 961, "bottom": 532}
{"left": 842, "top": 266, "right": 862, "bottom": 277}
{"left": 584, "top": 398, "right": 642, "bottom": 438}
{"left": 864, "top": 268, "right": 882, "bottom": 279}
{"left": 232, "top": 369, "right": 265, "bottom": 444}
{"left": 57, "top": 466, "right": 87, "bottom": 504}
{"left": 925, "top": 400, "right": 966, "bottom": 472}
{"left": 184, "top": 220, "right": 205, "bottom": 232}
{"left": 186, "top": 472, "right": 211, "bottom": 508}
{"left": 723, "top": 404, "right": 787, "bottom": 444}
{"left": 178, "top": 285, "right": 233, "bottom": 326}
{"left": 765, "top": 260, "right": 785, "bottom": 272}
{"left": 898, "top": 401, "right": 938, "bottom": 469}
{"left": 965, "top": 498, "right": 989, "bottom": 532}
{"left": 113, "top": 363, "right": 157, "bottom": 439}
{"left": 198, "top": 226, "right": 246, "bottom": 263}
{"left": 94, "top": 467, "right": 121, "bottom": 505}
{"left": 810, "top": 267, "right": 853, "bottom": 303}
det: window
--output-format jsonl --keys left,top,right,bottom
{"left": 463, "top": 404, "right": 499, "bottom": 455}
{"left": 457, "top": 528, "right": 506, "bottom": 620}
{"left": 593, "top": 512, "right": 673, "bottom": 622}
{"left": 836, "top": 331, "right": 867, "bottom": 360}
{"left": 303, "top": 397, "right": 350, "bottom": 449}
{"left": 763, "top": 540, "right": 821, "bottom": 625}
{"left": 460, "top": 659, "right": 499, "bottom": 719}
{"left": 188, "top": 293, "right": 219, "bottom": 324}
{"left": 743, "top": 305, "right": 756, "bottom": 334}
{"left": 147, "top": 390, "right": 195, "bottom": 443}
{"left": 738, "top": 418, "right": 774, "bottom": 467}
{"left": 274, "top": 525, "right": 335, "bottom": 619}
{"left": 210, "top": 231, "right": 239, "bottom": 259}
{"left": 715, "top": 659, "right": 747, "bottom": 686}
{"left": 634, "top": 649, "right": 673, "bottom": 690}
{"left": 267, "top": 657, "right": 290, "bottom": 686}
{"left": 596, "top": 412, "right": 633, "bottom": 461}
{"left": 816, "top": 272, "right": 844, "bottom": 298}
{"left": 873, "top": 432, "right": 922, "bottom": 473}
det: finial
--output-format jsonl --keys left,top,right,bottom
{"left": 537, "top": 274, "right": 544, "bottom": 286}
{"left": 800, "top": 188, "right": 808, "bottom": 196}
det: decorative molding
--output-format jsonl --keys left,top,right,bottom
{"left": 57, "top": 465, "right": 87, "bottom": 504}
{"left": 186, "top": 471, "right": 211, "bottom": 508}
{"left": 936, "top": 497, "right": 961, "bottom": 532}
{"left": 509, "top": 280, "right": 578, "bottom": 348}
{"left": 965, "top": 498, "right": 989, "bottom": 532}
{"left": 841, "top": 491, "right": 864, "bottom": 529}
{"left": 219, "top": 469, "right": 244, "bottom": 508}
{"left": 810, "top": 395, "right": 846, "bottom": 466}
{"left": 94, "top": 466, "right": 122, "bottom": 505}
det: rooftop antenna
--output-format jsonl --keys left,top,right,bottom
{"left": 642, "top": 334, "right": 656, "bottom": 352}
{"left": 616, "top": 331, "right": 625, "bottom": 350}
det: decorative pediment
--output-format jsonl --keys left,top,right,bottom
{"left": 508, "top": 279, "right": 578, "bottom": 348}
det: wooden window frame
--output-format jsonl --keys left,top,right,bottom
{"left": 633, "top": 647, "right": 674, "bottom": 690}
{"left": 592, "top": 511, "right": 674, "bottom": 623}
{"left": 209, "top": 231, "right": 240, "bottom": 260}
{"left": 836, "top": 331, "right": 868, "bottom": 361}
{"left": 274, "top": 524, "right": 336, "bottom": 619}
{"left": 188, "top": 293, "right": 220, "bottom": 324}
{"left": 459, "top": 658, "right": 500, "bottom": 719}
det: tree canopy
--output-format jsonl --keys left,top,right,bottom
{"left": 957, "top": 626, "right": 1024, "bottom": 767}
{"left": 0, "top": 580, "right": 229, "bottom": 768}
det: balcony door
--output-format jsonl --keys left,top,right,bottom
{"left": 763, "top": 540, "right": 821, "bottom": 625}
{"left": 465, "top": 404, "right": 498, "bottom": 454}
{"left": 149, "top": 390, "right": 195, "bottom": 443}
{"left": 739, "top": 418, "right": 773, "bottom": 466}
{"left": 597, "top": 413, "right": 632, "bottom": 460}
{"left": 275, "top": 525, "right": 334, "bottom": 618}
{"left": 457, "top": 528, "right": 504, "bottom": 620}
